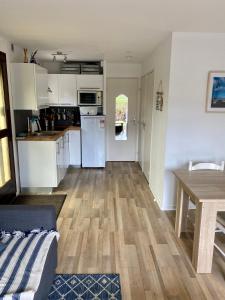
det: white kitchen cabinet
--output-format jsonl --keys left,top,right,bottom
{"left": 59, "top": 74, "right": 77, "bottom": 106}
{"left": 11, "top": 63, "right": 48, "bottom": 110}
{"left": 48, "top": 74, "right": 59, "bottom": 105}
{"left": 17, "top": 130, "right": 81, "bottom": 189}
{"left": 18, "top": 140, "right": 59, "bottom": 188}
{"left": 62, "top": 132, "right": 70, "bottom": 176}
{"left": 69, "top": 130, "right": 81, "bottom": 166}
{"left": 56, "top": 137, "right": 63, "bottom": 184}
{"left": 77, "top": 75, "right": 103, "bottom": 90}
{"left": 47, "top": 74, "right": 77, "bottom": 106}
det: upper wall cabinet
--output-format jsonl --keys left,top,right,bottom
{"left": 11, "top": 63, "right": 48, "bottom": 110}
{"left": 48, "top": 74, "right": 77, "bottom": 106}
{"left": 48, "top": 74, "right": 59, "bottom": 106}
{"left": 59, "top": 74, "right": 77, "bottom": 106}
{"left": 77, "top": 75, "right": 103, "bottom": 90}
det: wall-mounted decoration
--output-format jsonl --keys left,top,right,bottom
{"left": 206, "top": 71, "right": 225, "bottom": 112}
{"left": 156, "top": 80, "right": 163, "bottom": 111}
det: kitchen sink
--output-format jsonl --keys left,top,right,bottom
{"left": 32, "top": 131, "right": 61, "bottom": 136}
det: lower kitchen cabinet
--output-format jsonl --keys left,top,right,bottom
{"left": 18, "top": 140, "right": 60, "bottom": 188}
{"left": 17, "top": 130, "right": 80, "bottom": 189}
{"left": 69, "top": 131, "right": 81, "bottom": 166}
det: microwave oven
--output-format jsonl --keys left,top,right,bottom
{"left": 78, "top": 90, "right": 103, "bottom": 106}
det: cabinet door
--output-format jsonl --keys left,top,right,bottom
{"left": 63, "top": 133, "right": 69, "bottom": 172}
{"left": 56, "top": 138, "right": 62, "bottom": 184}
{"left": 65, "top": 132, "right": 70, "bottom": 168}
{"left": 10, "top": 64, "right": 37, "bottom": 110}
{"left": 35, "top": 66, "right": 48, "bottom": 108}
{"left": 77, "top": 75, "right": 103, "bottom": 90}
{"left": 48, "top": 74, "right": 59, "bottom": 105}
{"left": 69, "top": 131, "right": 81, "bottom": 166}
{"left": 59, "top": 74, "right": 77, "bottom": 106}
{"left": 18, "top": 141, "right": 58, "bottom": 187}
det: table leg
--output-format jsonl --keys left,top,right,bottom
{"left": 175, "top": 181, "right": 189, "bottom": 238}
{"left": 192, "top": 202, "right": 217, "bottom": 273}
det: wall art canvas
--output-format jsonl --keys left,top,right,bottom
{"left": 206, "top": 71, "right": 225, "bottom": 112}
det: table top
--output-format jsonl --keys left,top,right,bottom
{"left": 173, "top": 169, "right": 225, "bottom": 203}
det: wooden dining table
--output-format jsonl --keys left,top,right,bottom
{"left": 173, "top": 169, "right": 225, "bottom": 273}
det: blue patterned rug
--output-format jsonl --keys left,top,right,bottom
{"left": 48, "top": 274, "right": 122, "bottom": 300}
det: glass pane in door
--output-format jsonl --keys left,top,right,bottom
{"left": 0, "top": 137, "right": 11, "bottom": 187}
{"left": 0, "top": 65, "right": 7, "bottom": 130}
{"left": 115, "top": 94, "right": 128, "bottom": 140}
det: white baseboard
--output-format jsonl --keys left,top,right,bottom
{"left": 161, "top": 205, "right": 176, "bottom": 211}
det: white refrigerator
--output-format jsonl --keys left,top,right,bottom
{"left": 81, "top": 115, "right": 106, "bottom": 167}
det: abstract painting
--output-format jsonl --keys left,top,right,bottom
{"left": 206, "top": 71, "right": 225, "bottom": 112}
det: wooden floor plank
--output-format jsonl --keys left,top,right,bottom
{"left": 55, "top": 162, "right": 225, "bottom": 299}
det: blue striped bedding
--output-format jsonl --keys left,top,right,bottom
{"left": 0, "top": 229, "right": 59, "bottom": 300}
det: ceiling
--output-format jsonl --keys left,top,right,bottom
{"left": 1, "top": 0, "right": 225, "bottom": 62}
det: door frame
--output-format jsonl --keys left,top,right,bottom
{"left": 0, "top": 51, "right": 16, "bottom": 202}
{"left": 106, "top": 77, "right": 140, "bottom": 161}
{"left": 138, "top": 70, "right": 154, "bottom": 180}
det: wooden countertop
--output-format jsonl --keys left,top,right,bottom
{"left": 16, "top": 126, "right": 81, "bottom": 142}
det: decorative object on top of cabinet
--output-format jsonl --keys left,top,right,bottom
{"left": 156, "top": 80, "right": 163, "bottom": 111}
{"left": 30, "top": 49, "right": 38, "bottom": 64}
{"left": 11, "top": 63, "right": 48, "bottom": 110}
{"left": 23, "top": 48, "right": 28, "bottom": 63}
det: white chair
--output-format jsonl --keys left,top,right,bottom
{"left": 188, "top": 160, "right": 225, "bottom": 171}
{"left": 188, "top": 160, "right": 225, "bottom": 258}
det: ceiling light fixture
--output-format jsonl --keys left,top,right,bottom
{"left": 51, "top": 51, "right": 68, "bottom": 63}
{"left": 126, "top": 55, "right": 132, "bottom": 60}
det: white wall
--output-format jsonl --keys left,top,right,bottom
{"left": 0, "top": 36, "right": 24, "bottom": 193}
{"left": 39, "top": 61, "right": 61, "bottom": 73}
{"left": 106, "top": 62, "right": 141, "bottom": 78}
{"left": 164, "top": 33, "right": 225, "bottom": 209}
{"left": 141, "top": 35, "right": 172, "bottom": 208}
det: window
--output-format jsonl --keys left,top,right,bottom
{"left": 0, "top": 51, "right": 15, "bottom": 200}
{"left": 115, "top": 94, "right": 128, "bottom": 141}
{"left": 0, "top": 65, "right": 7, "bottom": 130}
{"left": 0, "top": 64, "right": 11, "bottom": 187}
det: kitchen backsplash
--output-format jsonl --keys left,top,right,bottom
{"left": 14, "top": 110, "right": 33, "bottom": 135}
{"left": 39, "top": 106, "right": 80, "bottom": 130}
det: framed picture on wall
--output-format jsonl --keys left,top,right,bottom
{"left": 206, "top": 71, "right": 225, "bottom": 112}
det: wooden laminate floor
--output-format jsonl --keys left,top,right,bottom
{"left": 54, "top": 162, "right": 225, "bottom": 300}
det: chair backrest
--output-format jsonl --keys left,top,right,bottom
{"left": 188, "top": 161, "right": 225, "bottom": 171}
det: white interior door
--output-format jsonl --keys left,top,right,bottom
{"left": 106, "top": 78, "right": 138, "bottom": 161}
{"left": 139, "top": 72, "right": 154, "bottom": 181}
